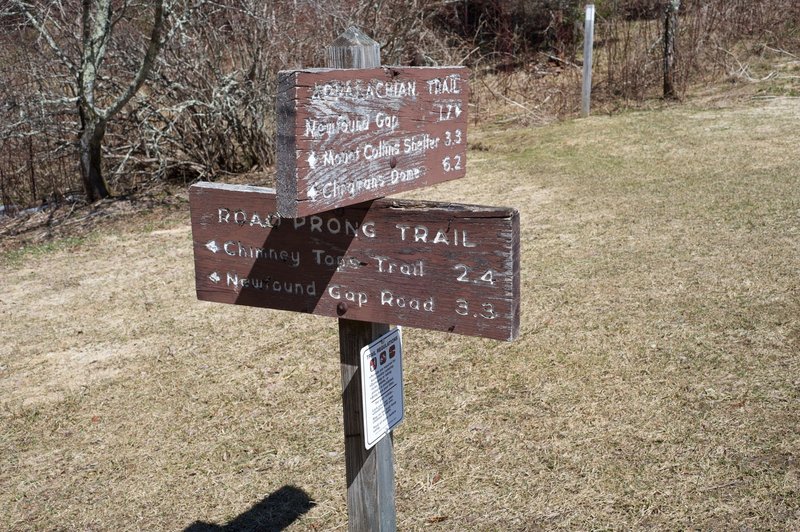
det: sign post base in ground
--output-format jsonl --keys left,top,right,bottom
{"left": 339, "top": 319, "right": 395, "bottom": 530}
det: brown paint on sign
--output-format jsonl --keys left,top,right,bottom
{"left": 190, "top": 182, "right": 520, "bottom": 341}
{"left": 276, "top": 66, "right": 470, "bottom": 218}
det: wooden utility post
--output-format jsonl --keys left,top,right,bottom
{"left": 339, "top": 319, "right": 394, "bottom": 530}
{"left": 581, "top": 4, "right": 595, "bottom": 118}
{"left": 328, "top": 27, "right": 395, "bottom": 531}
{"left": 663, "top": 0, "right": 680, "bottom": 99}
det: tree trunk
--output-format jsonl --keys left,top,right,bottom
{"left": 663, "top": 0, "right": 680, "bottom": 99}
{"left": 79, "top": 118, "right": 110, "bottom": 202}
{"left": 13, "top": 0, "right": 166, "bottom": 204}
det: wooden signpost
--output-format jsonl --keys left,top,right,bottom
{"left": 276, "top": 66, "right": 469, "bottom": 217}
{"left": 189, "top": 27, "right": 520, "bottom": 531}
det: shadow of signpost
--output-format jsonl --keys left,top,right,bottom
{"left": 184, "top": 485, "right": 316, "bottom": 532}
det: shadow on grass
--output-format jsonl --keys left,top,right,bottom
{"left": 184, "top": 485, "right": 316, "bottom": 532}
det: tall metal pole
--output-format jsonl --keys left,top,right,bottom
{"left": 581, "top": 4, "right": 595, "bottom": 118}
{"left": 327, "top": 26, "right": 397, "bottom": 532}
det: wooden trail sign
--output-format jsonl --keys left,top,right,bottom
{"left": 190, "top": 181, "right": 520, "bottom": 341}
{"left": 276, "top": 66, "right": 470, "bottom": 217}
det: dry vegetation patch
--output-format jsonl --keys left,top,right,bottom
{"left": 2, "top": 97, "right": 799, "bottom": 530}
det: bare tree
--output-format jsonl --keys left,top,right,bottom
{"left": 10, "top": 0, "right": 168, "bottom": 202}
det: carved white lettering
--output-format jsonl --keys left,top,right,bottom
{"left": 226, "top": 272, "right": 316, "bottom": 295}
{"left": 375, "top": 256, "right": 424, "bottom": 277}
{"left": 323, "top": 176, "right": 392, "bottom": 200}
{"left": 432, "top": 230, "right": 449, "bottom": 245}
{"left": 436, "top": 103, "right": 462, "bottom": 122}
{"left": 403, "top": 134, "right": 440, "bottom": 154}
{"left": 217, "top": 208, "right": 280, "bottom": 228}
{"left": 304, "top": 114, "right": 370, "bottom": 139}
{"left": 312, "top": 249, "right": 361, "bottom": 271}
{"left": 363, "top": 140, "right": 400, "bottom": 161}
{"left": 222, "top": 241, "right": 300, "bottom": 267}
{"left": 327, "top": 217, "right": 341, "bottom": 234}
{"left": 380, "top": 289, "right": 434, "bottom": 312}
{"left": 293, "top": 215, "right": 375, "bottom": 238}
{"left": 374, "top": 112, "right": 399, "bottom": 131}
{"left": 362, "top": 221, "right": 376, "bottom": 238}
{"left": 395, "top": 224, "right": 410, "bottom": 241}
{"left": 322, "top": 148, "right": 360, "bottom": 167}
{"left": 390, "top": 167, "right": 420, "bottom": 184}
{"left": 311, "top": 79, "right": 417, "bottom": 100}
{"left": 396, "top": 224, "right": 477, "bottom": 247}
{"left": 328, "top": 284, "right": 368, "bottom": 307}
{"left": 426, "top": 74, "right": 462, "bottom": 95}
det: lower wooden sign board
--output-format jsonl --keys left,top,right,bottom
{"left": 189, "top": 182, "right": 520, "bottom": 341}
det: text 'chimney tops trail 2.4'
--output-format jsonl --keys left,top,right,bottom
{"left": 276, "top": 66, "right": 470, "bottom": 218}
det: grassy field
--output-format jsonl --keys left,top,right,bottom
{"left": 1, "top": 95, "right": 799, "bottom": 530}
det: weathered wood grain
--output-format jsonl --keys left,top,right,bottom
{"left": 276, "top": 66, "right": 470, "bottom": 217}
{"left": 190, "top": 182, "right": 520, "bottom": 341}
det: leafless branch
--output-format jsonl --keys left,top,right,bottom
{"left": 104, "top": 0, "right": 165, "bottom": 119}
{"left": 11, "top": 0, "right": 78, "bottom": 76}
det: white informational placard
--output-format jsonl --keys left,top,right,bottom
{"left": 360, "top": 327, "right": 404, "bottom": 450}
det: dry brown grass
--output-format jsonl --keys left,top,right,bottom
{"left": 2, "top": 94, "right": 799, "bottom": 530}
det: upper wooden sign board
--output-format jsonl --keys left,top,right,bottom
{"left": 190, "top": 182, "right": 520, "bottom": 341}
{"left": 276, "top": 66, "right": 470, "bottom": 218}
